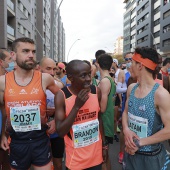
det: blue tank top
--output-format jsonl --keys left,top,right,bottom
{"left": 128, "top": 83, "right": 162, "bottom": 152}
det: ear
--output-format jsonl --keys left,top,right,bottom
{"left": 67, "top": 74, "right": 73, "bottom": 82}
{"left": 10, "top": 51, "right": 16, "bottom": 61}
{"left": 138, "top": 63, "right": 143, "bottom": 70}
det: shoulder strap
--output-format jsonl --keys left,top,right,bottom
{"left": 90, "top": 85, "right": 96, "bottom": 94}
{"left": 61, "top": 86, "right": 72, "bottom": 99}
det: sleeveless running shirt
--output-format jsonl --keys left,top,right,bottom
{"left": 128, "top": 83, "right": 162, "bottom": 152}
{"left": 100, "top": 76, "right": 116, "bottom": 137}
{"left": 4, "top": 71, "right": 47, "bottom": 140}
{"left": 61, "top": 85, "right": 103, "bottom": 170}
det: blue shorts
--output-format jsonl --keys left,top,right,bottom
{"left": 9, "top": 135, "right": 51, "bottom": 170}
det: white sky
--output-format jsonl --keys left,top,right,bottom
{"left": 60, "top": 0, "right": 125, "bottom": 62}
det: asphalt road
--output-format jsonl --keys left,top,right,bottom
{"left": 62, "top": 136, "right": 170, "bottom": 170}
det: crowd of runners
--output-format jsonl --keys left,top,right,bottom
{"left": 0, "top": 37, "right": 170, "bottom": 170}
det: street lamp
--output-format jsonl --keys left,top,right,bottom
{"left": 104, "top": 47, "right": 112, "bottom": 53}
{"left": 67, "top": 39, "right": 80, "bottom": 62}
{"left": 19, "top": 17, "right": 44, "bottom": 43}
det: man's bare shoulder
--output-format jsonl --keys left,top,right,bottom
{"left": 127, "top": 83, "right": 137, "bottom": 94}
{"left": 155, "top": 85, "right": 170, "bottom": 101}
{"left": 0, "top": 75, "right": 5, "bottom": 90}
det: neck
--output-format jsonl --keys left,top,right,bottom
{"left": 15, "top": 67, "right": 34, "bottom": 79}
{"left": 100, "top": 69, "right": 110, "bottom": 79}
{"left": 137, "top": 71, "right": 155, "bottom": 88}
{"left": 161, "top": 66, "right": 167, "bottom": 73}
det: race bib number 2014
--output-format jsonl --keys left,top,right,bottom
{"left": 10, "top": 106, "right": 41, "bottom": 132}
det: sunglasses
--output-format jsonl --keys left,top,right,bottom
{"left": 125, "top": 58, "right": 132, "bottom": 61}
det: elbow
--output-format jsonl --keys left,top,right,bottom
{"left": 56, "top": 129, "right": 65, "bottom": 138}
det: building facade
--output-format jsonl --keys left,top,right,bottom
{"left": 0, "top": 0, "right": 65, "bottom": 61}
{"left": 123, "top": 0, "right": 170, "bottom": 57}
{"left": 114, "top": 36, "right": 124, "bottom": 55}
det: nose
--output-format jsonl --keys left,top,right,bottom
{"left": 50, "top": 70, "right": 54, "bottom": 76}
{"left": 86, "top": 74, "right": 91, "bottom": 81}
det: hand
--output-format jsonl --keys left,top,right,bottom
{"left": 123, "top": 128, "right": 140, "bottom": 150}
{"left": 74, "top": 89, "right": 89, "bottom": 109}
{"left": 102, "top": 148, "right": 108, "bottom": 163}
{"left": 47, "top": 120, "right": 56, "bottom": 134}
{"left": 1, "top": 135, "right": 9, "bottom": 151}
{"left": 125, "top": 145, "right": 138, "bottom": 155}
{"left": 46, "top": 108, "right": 55, "bottom": 117}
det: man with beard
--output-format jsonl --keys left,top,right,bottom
{"left": 39, "top": 57, "right": 64, "bottom": 170}
{"left": 55, "top": 60, "right": 106, "bottom": 170}
{"left": 0, "top": 37, "right": 59, "bottom": 170}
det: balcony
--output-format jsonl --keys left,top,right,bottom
{"left": 7, "top": 25, "right": 14, "bottom": 36}
{"left": 7, "top": 25, "right": 15, "bottom": 41}
{"left": 7, "top": 0, "right": 14, "bottom": 11}
{"left": 7, "top": 0, "right": 15, "bottom": 16}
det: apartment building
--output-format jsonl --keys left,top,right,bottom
{"left": 0, "top": 0, "right": 65, "bottom": 61}
{"left": 114, "top": 36, "right": 124, "bottom": 55}
{"left": 123, "top": 0, "right": 170, "bottom": 57}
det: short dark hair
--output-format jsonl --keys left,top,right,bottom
{"left": 163, "top": 58, "right": 170, "bottom": 66}
{"left": 12, "top": 37, "right": 35, "bottom": 52}
{"left": 124, "top": 52, "right": 133, "bottom": 58}
{"left": 98, "top": 54, "right": 113, "bottom": 71}
{"left": 66, "top": 60, "right": 90, "bottom": 75}
{"left": 0, "top": 49, "right": 8, "bottom": 60}
{"left": 134, "top": 47, "right": 159, "bottom": 76}
{"left": 95, "top": 50, "right": 106, "bottom": 61}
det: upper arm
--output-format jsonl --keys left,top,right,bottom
{"left": 43, "top": 73, "right": 59, "bottom": 94}
{"left": 118, "top": 70, "right": 125, "bottom": 83}
{"left": 98, "top": 78, "right": 111, "bottom": 113}
{"left": 155, "top": 87, "right": 170, "bottom": 128}
{"left": 0, "top": 75, "right": 5, "bottom": 106}
{"left": 54, "top": 90, "right": 66, "bottom": 123}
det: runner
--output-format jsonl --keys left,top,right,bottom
{"left": 122, "top": 47, "right": 170, "bottom": 170}
{"left": 0, "top": 48, "right": 14, "bottom": 170}
{"left": 39, "top": 57, "right": 64, "bottom": 170}
{"left": 54, "top": 60, "right": 106, "bottom": 170}
{"left": 97, "top": 54, "right": 116, "bottom": 170}
{"left": 0, "top": 37, "right": 59, "bottom": 170}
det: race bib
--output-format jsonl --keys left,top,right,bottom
{"left": 10, "top": 106, "right": 41, "bottom": 132}
{"left": 72, "top": 119, "right": 99, "bottom": 148}
{"left": 128, "top": 112, "right": 148, "bottom": 138}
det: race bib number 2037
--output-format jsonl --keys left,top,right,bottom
{"left": 10, "top": 106, "right": 41, "bottom": 132}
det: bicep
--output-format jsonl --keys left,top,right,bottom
{"left": 157, "top": 91, "right": 170, "bottom": 127}
{"left": 54, "top": 91, "right": 65, "bottom": 122}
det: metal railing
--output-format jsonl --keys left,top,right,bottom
{"left": 7, "top": 0, "right": 14, "bottom": 11}
{"left": 7, "top": 25, "right": 14, "bottom": 36}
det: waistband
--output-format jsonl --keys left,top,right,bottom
{"left": 136, "top": 145, "right": 162, "bottom": 156}
{"left": 11, "top": 134, "right": 49, "bottom": 144}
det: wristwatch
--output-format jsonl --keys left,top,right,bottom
{"left": 133, "top": 138, "right": 141, "bottom": 148}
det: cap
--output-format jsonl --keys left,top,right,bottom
{"left": 58, "top": 62, "right": 65, "bottom": 71}
{"left": 113, "top": 59, "right": 118, "bottom": 66}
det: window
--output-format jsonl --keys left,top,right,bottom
{"left": 154, "top": 18, "right": 160, "bottom": 26}
{"left": 137, "top": 35, "right": 148, "bottom": 44}
{"left": 163, "top": 10, "right": 170, "bottom": 19}
{"left": 154, "top": 31, "right": 160, "bottom": 38}
{"left": 163, "top": 39, "right": 170, "bottom": 47}
{"left": 163, "top": 24, "right": 170, "bottom": 33}
{"left": 154, "top": 6, "right": 160, "bottom": 15}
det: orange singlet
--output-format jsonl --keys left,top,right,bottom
{"left": 61, "top": 86, "right": 103, "bottom": 170}
{"left": 4, "top": 71, "right": 47, "bottom": 140}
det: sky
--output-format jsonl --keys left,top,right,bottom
{"left": 60, "top": 0, "right": 125, "bottom": 62}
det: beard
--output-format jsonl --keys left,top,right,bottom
{"left": 16, "top": 58, "right": 37, "bottom": 70}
